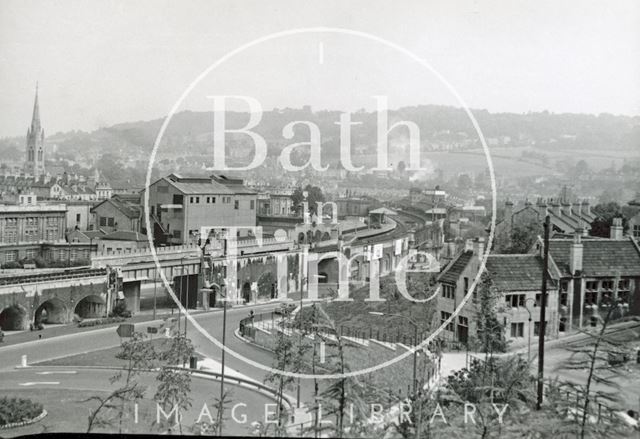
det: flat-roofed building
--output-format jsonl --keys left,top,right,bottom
{"left": 0, "top": 202, "right": 67, "bottom": 263}
{"left": 143, "top": 173, "right": 257, "bottom": 245}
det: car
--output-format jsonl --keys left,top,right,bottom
{"left": 274, "top": 303, "right": 297, "bottom": 315}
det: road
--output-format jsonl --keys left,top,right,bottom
{"left": 0, "top": 366, "right": 277, "bottom": 436}
{"left": 0, "top": 301, "right": 320, "bottom": 406}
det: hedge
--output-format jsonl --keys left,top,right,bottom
{"left": 78, "top": 316, "right": 126, "bottom": 328}
{"left": 0, "top": 397, "right": 43, "bottom": 427}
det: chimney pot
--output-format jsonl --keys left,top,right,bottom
{"left": 610, "top": 217, "right": 624, "bottom": 240}
{"left": 570, "top": 231, "right": 583, "bottom": 274}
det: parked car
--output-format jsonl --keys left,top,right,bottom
{"left": 274, "top": 303, "right": 297, "bottom": 315}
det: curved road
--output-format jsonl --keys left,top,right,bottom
{"left": 1, "top": 366, "right": 277, "bottom": 437}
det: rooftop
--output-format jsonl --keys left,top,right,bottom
{"left": 486, "top": 254, "right": 552, "bottom": 291}
{"left": 548, "top": 237, "right": 640, "bottom": 277}
{"left": 101, "top": 231, "right": 148, "bottom": 242}
{"left": 438, "top": 250, "right": 474, "bottom": 284}
{"left": 158, "top": 174, "right": 256, "bottom": 195}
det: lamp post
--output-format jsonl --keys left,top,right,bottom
{"left": 185, "top": 259, "right": 189, "bottom": 338}
{"left": 370, "top": 311, "right": 420, "bottom": 394}
{"left": 524, "top": 297, "right": 535, "bottom": 362}
{"left": 297, "top": 275, "right": 309, "bottom": 409}
{"left": 210, "top": 273, "right": 227, "bottom": 436}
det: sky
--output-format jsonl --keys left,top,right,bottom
{"left": 0, "top": 0, "right": 639, "bottom": 137}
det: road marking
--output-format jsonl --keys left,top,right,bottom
{"left": 318, "top": 42, "right": 324, "bottom": 65}
{"left": 19, "top": 381, "right": 60, "bottom": 386}
{"left": 319, "top": 341, "right": 325, "bottom": 363}
{"left": 36, "top": 371, "right": 77, "bottom": 375}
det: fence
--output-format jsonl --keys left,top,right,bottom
{"left": 239, "top": 309, "right": 443, "bottom": 353}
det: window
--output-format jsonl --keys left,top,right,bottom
{"left": 250, "top": 200, "right": 255, "bottom": 210}
{"left": 212, "top": 196, "right": 216, "bottom": 203}
{"left": 560, "top": 292, "right": 568, "bottom": 307}
{"left": 505, "top": 294, "right": 525, "bottom": 308}
{"left": 190, "top": 196, "right": 194, "bottom": 203}
{"left": 150, "top": 206, "right": 155, "bottom": 215}
{"left": 585, "top": 291, "right": 597, "bottom": 306}
{"left": 173, "top": 230, "right": 182, "bottom": 239}
{"left": 173, "top": 194, "right": 184, "bottom": 205}
{"left": 535, "top": 293, "right": 547, "bottom": 307}
{"left": 107, "top": 217, "right": 115, "bottom": 227}
{"left": 76, "top": 213, "right": 81, "bottom": 222}
{"left": 195, "top": 196, "right": 200, "bottom": 204}
{"left": 534, "top": 321, "right": 548, "bottom": 337}
{"left": 463, "top": 277, "right": 469, "bottom": 294}
{"left": 559, "top": 317, "right": 567, "bottom": 332}
{"left": 234, "top": 200, "right": 239, "bottom": 210}
{"left": 206, "top": 197, "right": 210, "bottom": 203}
{"left": 586, "top": 281, "right": 598, "bottom": 291}
{"left": 510, "top": 322, "right": 524, "bottom": 338}
{"left": 633, "top": 224, "right": 640, "bottom": 238}
{"left": 618, "top": 279, "right": 631, "bottom": 304}
{"left": 458, "top": 316, "right": 468, "bottom": 326}
{"left": 440, "top": 311, "right": 454, "bottom": 331}
{"left": 441, "top": 284, "right": 455, "bottom": 299}
{"left": 601, "top": 279, "right": 614, "bottom": 291}
{"left": 100, "top": 216, "right": 108, "bottom": 227}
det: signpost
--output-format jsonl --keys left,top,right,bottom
{"left": 116, "top": 323, "right": 135, "bottom": 338}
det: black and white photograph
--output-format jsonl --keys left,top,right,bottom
{"left": 0, "top": 1, "right": 639, "bottom": 437}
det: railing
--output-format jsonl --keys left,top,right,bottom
{"left": 168, "top": 366, "right": 295, "bottom": 413}
{"left": 93, "top": 243, "right": 200, "bottom": 258}
{"left": 0, "top": 267, "right": 106, "bottom": 286}
{"left": 239, "top": 309, "right": 437, "bottom": 351}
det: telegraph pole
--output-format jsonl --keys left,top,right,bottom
{"left": 536, "top": 215, "right": 550, "bottom": 410}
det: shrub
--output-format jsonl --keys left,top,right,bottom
{"left": 78, "top": 317, "right": 125, "bottom": 328}
{"left": 0, "top": 261, "right": 22, "bottom": 269}
{"left": 0, "top": 396, "right": 43, "bottom": 426}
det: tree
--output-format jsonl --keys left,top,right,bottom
{"left": 257, "top": 271, "right": 275, "bottom": 300}
{"left": 154, "top": 333, "right": 195, "bottom": 434}
{"left": 558, "top": 298, "right": 632, "bottom": 438}
{"left": 472, "top": 273, "right": 508, "bottom": 354}
{"left": 590, "top": 202, "right": 628, "bottom": 238}
{"left": 85, "top": 332, "right": 158, "bottom": 433}
{"left": 291, "top": 185, "right": 325, "bottom": 215}
{"left": 496, "top": 222, "right": 540, "bottom": 254}
{"left": 263, "top": 311, "right": 297, "bottom": 436}
{"left": 309, "top": 304, "right": 389, "bottom": 438}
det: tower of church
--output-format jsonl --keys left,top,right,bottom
{"left": 25, "top": 83, "right": 45, "bottom": 178}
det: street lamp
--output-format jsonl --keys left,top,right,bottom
{"left": 210, "top": 273, "right": 227, "bottom": 436}
{"left": 524, "top": 297, "right": 535, "bottom": 362}
{"left": 369, "top": 311, "right": 420, "bottom": 394}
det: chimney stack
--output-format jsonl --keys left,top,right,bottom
{"left": 464, "top": 239, "right": 474, "bottom": 252}
{"left": 551, "top": 199, "right": 562, "bottom": 216}
{"left": 573, "top": 201, "right": 582, "bottom": 217}
{"left": 561, "top": 202, "right": 572, "bottom": 217}
{"left": 610, "top": 217, "right": 623, "bottom": 240}
{"left": 504, "top": 200, "right": 513, "bottom": 225}
{"left": 569, "top": 231, "right": 583, "bottom": 274}
{"left": 537, "top": 198, "right": 548, "bottom": 216}
{"left": 473, "top": 237, "right": 485, "bottom": 258}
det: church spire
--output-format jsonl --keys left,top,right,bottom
{"left": 31, "top": 82, "right": 41, "bottom": 132}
